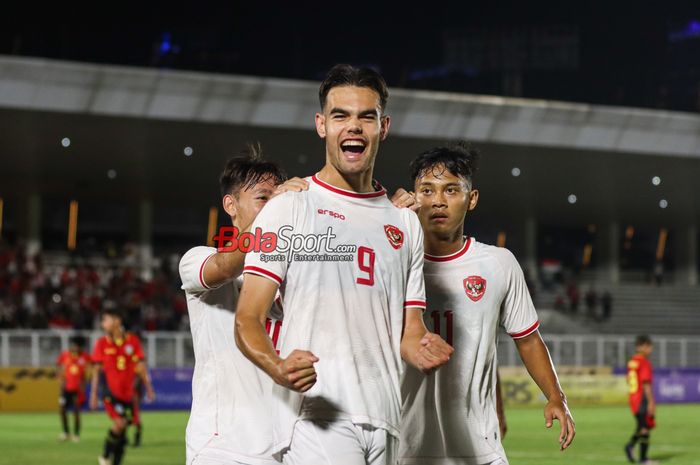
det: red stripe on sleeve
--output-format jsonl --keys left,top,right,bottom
{"left": 243, "top": 266, "right": 283, "bottom": 286}
{"left": 199, "top": 253, "right": 216, "bottom": 290}
{"left": 404, "top": 300, "right": 427, "bottom": 309}
{"left": 509, "top": 320, "right": 540, "bottom": 339}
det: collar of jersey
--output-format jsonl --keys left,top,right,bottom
{"left": 425, "top": 237, "right": 472, "bottom": 262}
{"left": 311, "top": 174, "right": 387, "bottom": 199}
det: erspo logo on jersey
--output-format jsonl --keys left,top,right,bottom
{"left": 213, "top": 225, "right": 356, "bottom": 262}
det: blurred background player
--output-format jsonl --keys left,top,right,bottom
{"left": 90, "top": 308, "right": 155, "bottom": 465}
{"left": 131, "top": 346, "right": 144, "bottom": 447}
{"left": 400, "top": 142, "right": 575, "bottom": 465}
{"left": 178, "top": 145, "right": 301, "bottom": 465}
{"left": 56, "top": 335, "right": 90, "bottom": 442}
{"left": 625, "top": 335, "right": 657, "bottom": 464}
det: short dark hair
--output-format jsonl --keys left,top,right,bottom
{"left": 636, "top": 335, "right": 653, "bottom": 346}
{"left": 69, "top": 335, "right": 86, "bottom": 349}
{"left": 102, "top": 307, "right": 124, "bottom": 321}
{"left": 319, "top": 64, "right": 389, "bottom": 112}
{"left": 410, "top": 141, "right": 480, "bottom": 189}
{"left": 219, "top": 143, "right": 288, "bottom": 197}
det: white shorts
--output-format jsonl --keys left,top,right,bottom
{"left": 188, "top": 438, "right": 280, "bottom": 465}
{"left": 191, "top": 457, "right": 248, "bottom": 465}
{"left": 399, "top": 457, "right": 508, "bottom": 465}
{"left": 282, "top": 419, "right": 397, "bottom": 465}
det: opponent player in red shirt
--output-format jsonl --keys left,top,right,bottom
{"left": 625, "top": 335, "right": 656, "bottom": 464}
{"left": 56, "top": 335, "right": 91, "bottom": 442}
{"left": 90, "top": 308, "right": 155, "bottom": 465}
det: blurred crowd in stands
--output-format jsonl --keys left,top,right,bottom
{"left": 553, "top": 281, "right": 614, "bottom": 322}
{"left": 0, "top": 242, "right": 187, "bottom": 331}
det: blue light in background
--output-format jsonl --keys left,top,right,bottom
{"left": 668, "top": 20, "right": 700, "bottom": 42}
{"left": 160, "top": 33, "right": 172, "bottom": 54}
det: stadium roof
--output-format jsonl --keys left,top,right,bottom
{"left": 1, "top": 56, "right": 699, "bottom": 229}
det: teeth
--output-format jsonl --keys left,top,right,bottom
{"left": 342, "top": 140, "right": 365, "bottom": 147}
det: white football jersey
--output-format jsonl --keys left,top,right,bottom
{"left": 243, "top": 174, "right": 426, "bottom": 453}
{"left": 180, "top": 246, "right": 283, "bottom": 465}
{"left": 400, "top": 238, "right": 539, "bottom": 465}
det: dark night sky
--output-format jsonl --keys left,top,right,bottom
{"left": 3, "top": 2, "right": 700, "bottom": 110}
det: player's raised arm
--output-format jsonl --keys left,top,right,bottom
{"left": 192, "top": 169, "right": 306, "bottom": 290}
{"left": 514, "top": 331, "right": 575, "bottom": 450}
{"left": 234, "top": 274, "right": 318, "bottom": 392}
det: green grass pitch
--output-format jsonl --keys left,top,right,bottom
{"left": 0, "top": 404, "right": 698, "bottom": 464}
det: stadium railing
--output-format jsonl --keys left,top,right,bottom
{"left": 1, "top": 330, "right": 699, "bottom": 369}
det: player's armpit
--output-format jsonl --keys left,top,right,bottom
{"left": 401, "top": 308, "right": 453, "bottom": 373}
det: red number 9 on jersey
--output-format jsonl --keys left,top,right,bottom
{"left": 356, "top": 246, "right": 375, "bottom": 286}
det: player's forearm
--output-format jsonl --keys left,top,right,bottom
{"left": 90, "top": 367, "right": 100, "bottom": 396}
{"left": 203, "top": 250, "right": 246, "bottom": 288}
{"left": 400, "top": 316, "right": 429, "bottom": 370}
{"left": 515, "top": 332, "right": 566, "bottom": 402}
{"left": 137, "top": 363, "right": 154, "bottom": 392}
{"left": 496, "top": 372, "right": 506, "bottom": 419}
{"left": 235, "top": 313, "right": 283, "bottom": 380}
{"left": 643, "top": 383, "right": 655, "bottom": 406}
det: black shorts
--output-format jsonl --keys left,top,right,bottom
{"left": 634, "top": 396, "right": 654, "bottom": 430}
{"left": 103, "top": 395, "right": 137, "bottom": 423}
{"left": 59, "top": 389, "right": 80, "bottom": 409}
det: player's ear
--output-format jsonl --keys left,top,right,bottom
{"left": 315, "top": 112, "right": 326, "bottom": 139}
{"left": 468, "top": 189, "right": 479, "bottom": 211}
{"left": 222, "top": 194, "right": 237, "bottom": 220}
{"left": 380, "top": 115, "right": 391, "bottom": 141}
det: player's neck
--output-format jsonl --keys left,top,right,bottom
{"left": 109, "top": 328, "right": 125, "bottom": 341}
{"left": 424, "top": 230, "right": 466, "bottom": 257}
{"left": 318, "top": 164, "right": 374, "bottom": 193}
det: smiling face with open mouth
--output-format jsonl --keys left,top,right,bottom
{"left": 315, "top": 85, "right": 390, "bottom": 189}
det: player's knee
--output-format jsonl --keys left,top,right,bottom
{"left": 114, "top": 418, "right": 128, "bottom": 432}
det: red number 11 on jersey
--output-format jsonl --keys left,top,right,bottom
{"left": 430, "top": 310, "right": 453, "bottom": 346}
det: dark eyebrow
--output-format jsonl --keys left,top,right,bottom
{"left": 329, "top": 107, "right": 350, "bottom": 115}
{"left": 359, "top": 109, "right": 379, "bottom": 117}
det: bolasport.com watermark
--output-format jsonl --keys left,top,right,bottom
{"left": 213, "top": 225, "right": 356, "bottom": 262}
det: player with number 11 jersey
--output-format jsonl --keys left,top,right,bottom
{"left": 400, "top": 142, "right": 575, "bottom": 465}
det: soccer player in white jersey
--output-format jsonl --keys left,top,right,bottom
{"left": 400, "top": 142, "right": 576, "bottom": 465}
{"left": 179, "top": 146, "right": 306, "bottom": 465}
{"left": 235, "top": 64, "right": 454, "bottom": 465}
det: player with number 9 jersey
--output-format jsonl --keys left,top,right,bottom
{"left": 242, "top": 173, "right": 427, "bottom": 455}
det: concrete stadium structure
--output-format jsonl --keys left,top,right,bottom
{"left": 1, "top": 56, "right": 700, "bottom": 286}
